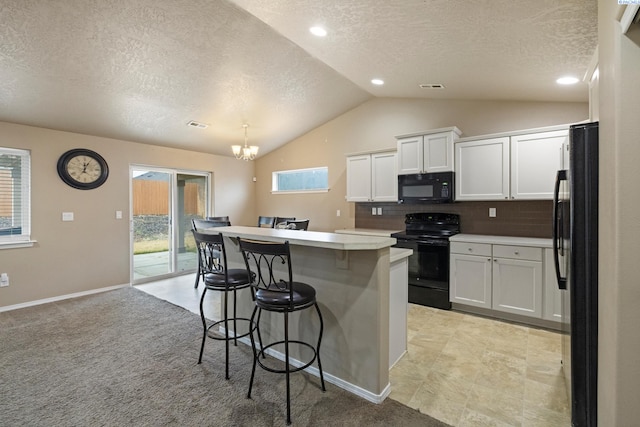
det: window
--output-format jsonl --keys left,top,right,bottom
{"left": 0, "top": 147, "right": 31, "bottom": 246}
{"left": 272, "top": 167, "right": 329, "bottom": 193}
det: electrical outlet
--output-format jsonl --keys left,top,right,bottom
{"left": 62, "top": 212, "right": 74, "bottom": 221}
{"left": 115, "top": 210, "right": 123, "bottom": 219}
{"left": 336, "top": 209, "right": 341, "bottom": 217}
{"left": 489, "top": 208, "right": 497, "bottom": 218}
{"left": 371, "top": 207, "right": 377, "bottom": 215}
{"left": 0, "top": 273, "right": 9, "bottom": 287}
{"left": 377, "top": 207, "right": 383, "bottom": 215}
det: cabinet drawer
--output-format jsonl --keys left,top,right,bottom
{"left": 450, "top": 242, "right": 492, "bottom": 256}
{"left": 492, "top": 245, "right": 542, "bottom": 261}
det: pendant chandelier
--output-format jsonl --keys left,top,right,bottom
{"left": 231, "top": 124, "right": 259, "bottom": 161}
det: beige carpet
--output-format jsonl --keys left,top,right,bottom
{"left": 0, "top": 287, "right": 450, "bottom": 426}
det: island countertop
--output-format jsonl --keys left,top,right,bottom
{"left": 209, "top": 225, "right": 396, "bottom": 250}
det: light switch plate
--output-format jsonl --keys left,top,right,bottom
{"left": 62, "top": 212, "right": 74, "bottom": 221}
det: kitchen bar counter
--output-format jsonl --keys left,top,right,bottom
{"left": 208, "top": 225, "right": 397, "bottom": 402}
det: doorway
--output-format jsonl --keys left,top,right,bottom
{"left": 131, "top": 167, "right": 210, "bottom": 283}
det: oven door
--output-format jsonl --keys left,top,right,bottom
{"left": 394, "top": 237, "right": 452, "bottom": 309}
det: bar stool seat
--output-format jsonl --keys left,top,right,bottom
{"left": 255, "top": 282, "right": 316, "bottom": 308}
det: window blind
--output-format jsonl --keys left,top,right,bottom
{"left": 0, "top": 147, "right": 31, "bottom": 242}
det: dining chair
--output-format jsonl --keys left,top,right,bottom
{"left": 206, "top": 216, "right": 230, "bottom": 223}
{"left": 274, "top": 217, "right": 295, "bottom": 228}
{"left": 238, "top": 238, "right": 325, "bottom": 425}
{"left": 285, "top": 219, "right": 310, "bottom": 231}
{"left": 257, "top": 216, "right": 276, "bottom": 228}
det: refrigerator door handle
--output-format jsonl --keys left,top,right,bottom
{"left": 553, "top": 169, "right": 568, "bottom": 290}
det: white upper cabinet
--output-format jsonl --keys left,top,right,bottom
{"left": 510, "top": 130, "right": 568, "bottom": 200}
{"left": 396, "top": 127, "right": 461, "bottom": 175}
{"left": 346, "top": 150, "right": 397, "bottom": 202}
{"left": 455, "top": 137, "right": 510, "bottom": 201}
{"left": 346, "top": 154, "right": 371, "bottom": 202}
{"left": 455, "top": 126, "right": 569, "bottom": 201}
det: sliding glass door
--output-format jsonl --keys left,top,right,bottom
{"left": 131, "top": 167, "right": 209, "bottom": 283}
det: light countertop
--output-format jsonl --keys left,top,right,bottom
{"left": 450, "top": 234, "right": 552, "bottom": 248}
{"left": 334, "top": 228, "right": 402, "bottom": 237}
{"left": 390, "top": 247, "right": 413, "bottom": 263}
{"left": 208, "top": 225, "right": 396, "bottom": 251}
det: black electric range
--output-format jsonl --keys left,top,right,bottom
{"left": 391, "top": 213, "right": 460, "bottom": 309}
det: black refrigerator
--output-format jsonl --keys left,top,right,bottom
{"left": 553, "top": 122, "right": 598, "bottom": 427}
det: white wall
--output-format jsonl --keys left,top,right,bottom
{"left": 597, "top": 2, "right": 640, "bottom": 425}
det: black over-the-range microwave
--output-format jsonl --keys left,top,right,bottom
{"left": 397, "top": 171, "right": 455, "bottom": 204}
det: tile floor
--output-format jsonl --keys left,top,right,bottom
{"left": 137, "top": 275, "right": 570, "bottom": 427}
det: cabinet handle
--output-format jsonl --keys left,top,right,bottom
{"left": 514, "top": 251, "right": 519, "bottom": 255}
{"left": 468, "top": 248, "right": 473, "bottom": 252}
{"left": 494, "top": 259, "right": 497, "bottom": 262}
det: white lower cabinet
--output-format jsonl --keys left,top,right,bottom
{"left": 450, "top": 240, "right": 545, "bottom": 320}
{"left": 450, "top": 243, "right": 492, "bottom": 308}
{"left": 491, "top": 245, "right": 543, "bottom": 317}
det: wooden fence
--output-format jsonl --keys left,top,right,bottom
{"left": 132, "top": 180, "right": 202, "bottom": 215}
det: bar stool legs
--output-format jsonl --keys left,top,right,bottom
{"left": 247, "top": 302, "right": 325, "bottom": 425}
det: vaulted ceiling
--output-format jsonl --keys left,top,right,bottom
{"left": 0, "top": 0, "right": 597, "bottom": 157}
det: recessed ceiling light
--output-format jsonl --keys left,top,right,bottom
{"left": 556, "top": 76, "right": 579, "bottom": 85}
{"left": 371, "top": 79, "right": 384, "bottom": 85}
{"left": 309, "top": 26, "right": 327, "bottom": 37}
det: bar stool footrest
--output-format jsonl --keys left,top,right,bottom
{"left": 206, "top": 317, "right": 256, "bottom": 341}
{"left": 256, "top": 339, "right": 317, "bottom": 374}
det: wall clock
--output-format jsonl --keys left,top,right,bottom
{"left": 57, "top": 148, "right": 109, "bottom": 190}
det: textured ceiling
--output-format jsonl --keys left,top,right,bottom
{"left": 0, "top": 0, "right": 597, "bottom": 157}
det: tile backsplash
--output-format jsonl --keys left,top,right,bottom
{"left": 355, "top": 200, "right": 553, "bottom": 238}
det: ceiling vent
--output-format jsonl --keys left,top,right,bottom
{"left": 187, "top": 120, "right": 208, "bottom": 129}
{"left": 419, "top": 83, "right": 445, "bottom": 89}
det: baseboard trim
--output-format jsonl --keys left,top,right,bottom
{"left": 224, "top": 332, "right": 390, "bottom": 404}
{"left": 0, "top": 284, "right": 130, "bottom": 313}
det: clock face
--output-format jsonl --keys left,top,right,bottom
{"left": 57, "top": 149, "right": 109, "bottom": 189}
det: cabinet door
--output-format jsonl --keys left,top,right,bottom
{"left": 543, "top": 248, "right": 563, "bottom": 322}
{"left": 371, "top": 151, "right": 398, "bottom": 201}
{"left": 455, "top": 137, "right": 510, "bottom": 201}
{"left": 510, "top": 130, "right": 568, "bottom": 200}
{"left": 397, "top": 136, "right": 423, "bottom": 175}
{"left": 346, "top": 155, "right": 371, "bottom": 202}
{"left": 449, "top": 253, "right": 492, "bottom": 308}
{"left": 424, "top": 132, "right": 454, "bottom": 173}
{"left": 492, "top": 257, "right": 543, "bottom": 318}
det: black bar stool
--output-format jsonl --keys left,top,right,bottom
{"left": 192, "top": 218, "right": 231, "bottom": 289}
{"left": 238, "top": 238, "right": 326, "bottom": 425}
{"left": 192, "top": 230, "right": 256, "bottom": 379}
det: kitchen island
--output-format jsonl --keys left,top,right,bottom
{"left": 208, "top": 225, "right": 401, "bottom": 402}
